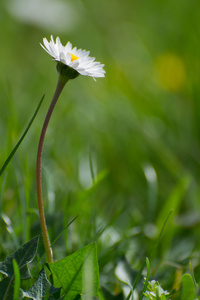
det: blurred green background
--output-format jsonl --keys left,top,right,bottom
{"left": 1, "top": 0, "right": 200, "bottom": 295}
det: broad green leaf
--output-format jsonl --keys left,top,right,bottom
{"left": 0, "top": 94, "right": 45, "bottom": 177}
{"left": 0, "top": 277, "right": 23, "bottom": 300}
{"left": 0, "top": 277, "right": 14, "bottom": 300}
{"left": 22, "top": 268, "right": 60, "bottom": 300}
{"left": 181, "top": 273, "right": 198, "bottom": 300}
{"left": 0, "top": 236, "right": 39, "bottom": 279}
{"left": 49, "top": 243, "right": 99, "bottom": 300}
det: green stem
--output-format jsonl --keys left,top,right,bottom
{"left": 36, "top": 75, "right": 68, "bottom": 263}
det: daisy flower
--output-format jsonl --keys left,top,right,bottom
{"left": 37, "top": 35, "right": 105, "bottom": 264}
{"left": 41, "top": 35, "right": 105, "bottom": 80}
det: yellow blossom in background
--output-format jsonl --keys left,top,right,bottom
{"left": 154, "top": 52, "right": 186, "bottom": 92}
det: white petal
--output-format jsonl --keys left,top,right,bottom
{"left": 59, "top": 52, "right": 66, "bottom": 64}
{"left": 65, "top": 52, "right": 71, "bottom": 65}
{"left": 70, "top": 60, "right": 79, "bottom": 68}
{"left": 65, "top": 41, "right": 72, "bottom": 52}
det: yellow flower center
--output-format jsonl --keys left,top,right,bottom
{"left": 70, "top": 53, "right": 79, "bottom": 62}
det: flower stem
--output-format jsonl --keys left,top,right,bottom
{"left": 36, "top": 75, "right": 68, "bottom": 263}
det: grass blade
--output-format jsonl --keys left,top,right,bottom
{"left": 139, "top": 257, "right": 150, "bottom": 300}
{"left": 51, "top": 214, "right": 80, "bottom": 247}
{"left": 12, "top": 259, "right": 20, "bottom": 300}
{"left": 126, "top": 210, "right": 172, "bottom": 299}
{"left": 0, "top": 94, "right": 45, "bottom": 177}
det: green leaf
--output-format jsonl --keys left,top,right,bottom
{"left": 181, "top": 273, "right": 198, "bottom": 300}
{"left": 0, "top": 94, "right": 45, "bottom": 177}
{"left": 0, "top": 277, "right": 14, "bottom": 300}
{"left": 0, "top": 236, "right": 39, "bottom": 279}
{"left": 49, "top": 243, "right": 99, "bottom": 300}
{"left": 0, "top": 238, "right": 39, "bottom": 300}
{"left": 160, "top": 294, "right": 167, "bottom": 300}
{"left": 0, "top": 277, "right": 23, "bottom": 300}
{"left": 22, "top": 268, "right": 60, "bottom": 300}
